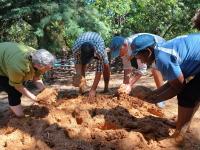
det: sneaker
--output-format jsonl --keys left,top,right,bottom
{"left": 156, "top": 101, "right": 165, "bottom": 108}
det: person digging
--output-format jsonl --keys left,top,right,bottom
{"left": 0, "top": 42, "right": 55, "bottom": 117}
{"left": 128, "top": 34, "right": 200, "bottom": 144}
{"left": 110, "top": 33, "right": 166, "bottom": 108}
{"left": 72, "top": 32, "right": 110, "bottom": 100}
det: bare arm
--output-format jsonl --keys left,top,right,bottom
{"left": 128, "top": 58, "right": 146, "bottom": 87}
{"left": 123, "top": 69, "right": 132, "bottom": 84}
{"left": 145, "top": 74, "right": 185, "bottom": 103}
{"left": 33, "top": 79, "right": 45, "bottom": 91}
{"left": 129, "top": 73, "right": 142, "bottom": 87}
{"left": 91, "top": 72, "right": 102, "bottom": 91}
{"left": 151, "top": 68, "right": 164, "bottom": 88}
{"left": 15, "top": 86, "right": 37, "bottom": 101}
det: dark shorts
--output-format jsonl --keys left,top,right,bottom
{"left": 177, "top": 73, "right": 200, "bottom": 108}
{"left": 0, "top": 76, "right": 22, "bottom": 106}
{"left": 131, "top": 57, "right": 138, "bottom": 68}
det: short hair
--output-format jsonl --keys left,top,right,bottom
{"left": 80, "top": 42, "right": 95, "bottom": 65}
{"left": 31, "top": 49, "right": 55, "bottom": 66}
{"left": 192, "top": 9, "right": 200, "bottom": 30}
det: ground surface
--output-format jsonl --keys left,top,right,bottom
{"left": 0, "top": 72, "right": 200, "bottom": 150}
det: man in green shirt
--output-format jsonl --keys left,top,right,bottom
{"left": 0, "top": 42, "right": 55, "bottom": 117}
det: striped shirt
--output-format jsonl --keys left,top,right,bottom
{"left": 72, "top": 32, "right": 109, "bottom": 72}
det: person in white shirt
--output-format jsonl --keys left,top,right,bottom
{"left": 110, "top": 33, "right": 166, "bottom": 108}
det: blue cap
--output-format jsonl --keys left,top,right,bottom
{"left": 110, "top": 36, "right": 125, "bottom": 59}
{"left": 131, "top": 34, "right": 156, "bottom": 56}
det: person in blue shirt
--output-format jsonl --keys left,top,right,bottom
{"left": 130, "top": 33, "right": 200, "bottom": 143}
{"left": 110, "top": 33, "right": 166, "bottom": 108}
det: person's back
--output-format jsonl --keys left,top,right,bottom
{"left": 156, "top": 33, "right": 200, "bottom": 80}
{"left": 72, "top": 32, "right": 105, "bottom": 55}
{"left": 0, "top": 42, "right": 36, "bottom": 85}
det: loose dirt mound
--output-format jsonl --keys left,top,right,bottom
{"left": 0, "top": 88, "right": 200, "bottom": 150}
{"left": 37, "top": 88, "right": 58, "bottom": 104}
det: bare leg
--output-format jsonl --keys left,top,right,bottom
{"left": 75, "top": 64, "right": 82, "bottom": 75}
{"left": 152, "top": 68, "right": 164, "bottom": 87}
{"left": 10, "top": 104, "right": 24, "bottom": 117}
{"left": 103, "top": 64, "right": 110, "bottom": 92}
{"left": 186, "top": 102, "right": 200, "bottom": 132}
{"left": 81, "top": 64, "right": 87, "bottom": 77}
{"left": 172, "top": 105, "right": 194, "bottom": 143}
{"left": 151, "top": 68, "right": 165, "bottom": 108}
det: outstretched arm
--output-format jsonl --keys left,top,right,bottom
{"left": 120, "top": 58, "right": 144, "bottom": 94}
{"left": 118, "top": 71, "right": 142, "bottom": 95}
{"left": 144, "top": 74, "right": 185, "bottom": 103}
{"left": 89, "top": 72, "right": 101, "bottom": 99}
{"left": 15, "top": 86, "right": 37, "bottom": 101}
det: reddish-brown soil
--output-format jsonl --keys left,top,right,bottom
{"left": 0, "top": 87, "right": 200, "bottom": 150}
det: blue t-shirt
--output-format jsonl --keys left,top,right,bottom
{"left": 155, "top": 33, "right": 200, "bottom": 81}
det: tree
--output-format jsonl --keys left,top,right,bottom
{"left": 92, "top": 0, "right": 200, "bottom": 39}
{"left": 0, "top": 0, "right": 110, "bottom": 54}
{"left": 0, "top": 0, "right": 199, "bottom": 51}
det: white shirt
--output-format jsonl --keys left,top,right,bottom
{"left": 121, "top": 33, "right": 165, "bottom": 75}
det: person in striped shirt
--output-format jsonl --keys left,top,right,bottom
{"left": 72, "top": 32, "right": 110, "bottom": 99}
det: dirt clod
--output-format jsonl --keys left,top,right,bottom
{"left": 0, "top": 87, "right": 199, "bottom": 150}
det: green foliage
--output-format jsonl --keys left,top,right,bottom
{"left": 3, "top": 20, "right": 38, "bottom": 47}
{"left": 0, "top": 0, "right": 110, "bottom": 54}
{"left": 92, "top": 0, "right": 200, "bottom": 40}
{"left": 0, "top": 0, "right": 200, "bottom": 53}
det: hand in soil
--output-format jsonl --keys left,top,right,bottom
{"left": 72, "top": 74, "right": 86, "bottom": 88}
{"left": 117, "top": 84, "right": 131, "bottom": 95}
{"left": 36, "top": 88, "right": 58, "bottom": 104}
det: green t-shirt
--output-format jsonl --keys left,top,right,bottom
{"left": 0, "top": 42, "right": 39, "bottom": 87}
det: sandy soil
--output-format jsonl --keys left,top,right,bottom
{"left": 0, "top": 72, "right": 200, "bottom": 150}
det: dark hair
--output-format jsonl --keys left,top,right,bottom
{"left": 136, "top": 45, "right": 155, "bottom": 55}
{"left": 192, "top": 9, "right": 200, "bottom": 31}
{"left": 80, "top": 42, "right": 95, "bottom": 64}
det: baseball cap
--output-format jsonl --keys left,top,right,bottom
{"left": 110, "top": 36, "right": 125, "bottom": 59}
{"left": 131, "top": 34, "right": 156, "bottom": 56}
